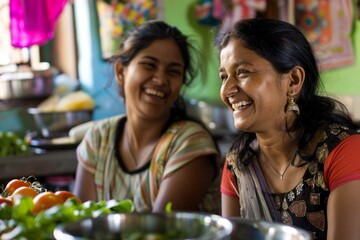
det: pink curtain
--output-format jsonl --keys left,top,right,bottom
{"left": 10, "top": 0, "right": 68, "bottom": 48}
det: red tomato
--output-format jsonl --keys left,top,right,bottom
{"left": 55, "top": 190, "right": 81, "bottom": 203}
{"left": 32, "top": 192, "right": 63, "bottom": 214}
{"left": 0, "top": 197, "right": 13, "bottom": 206}
{"left": 11, "top": 186, "right": 38, "bottom": 200}
{"left": 3, "top": 179, "right": 31, "bottom": 196}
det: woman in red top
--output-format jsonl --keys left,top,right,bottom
{"left": 216, "top": 18, "right": 360, "bottom": 240}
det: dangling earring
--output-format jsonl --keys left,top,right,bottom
{"left": 286, "top": 96, "right": 300, "bottom": 115}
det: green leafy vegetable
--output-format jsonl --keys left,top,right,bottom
{"left": 0, "top": 197, "right": 134, "bottom": 240}
{"left": 0, "top": 131, "right": 30, "bottom": 157}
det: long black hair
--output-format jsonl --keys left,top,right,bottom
{"left": 215, "top": 18, "right": 359, "bottom": 165}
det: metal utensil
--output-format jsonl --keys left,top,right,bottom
{"left": 0, "top": 63, "right": 56, "bottom": 100}
{"left": 228, "top": 218, "right": 311, "bottom": 240}
{"left": 27, "top": 108, "right": 93, "bottom": 138}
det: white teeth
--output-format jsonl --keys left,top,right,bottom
{"left": 232, "top": 100, "right": 252, "bottom": 110}
{"left": 145, "top": 88, "right": 165, "bottom": 98}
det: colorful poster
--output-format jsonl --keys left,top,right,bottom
{"left": 97, "top": 0, "right": 158, "bottom": 59}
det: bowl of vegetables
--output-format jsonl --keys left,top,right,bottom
{"left": 0, "top": 176, "right": 135, "bottom": 240}
{"left": 53, "top": 212, "right": 233, "bottom": 240}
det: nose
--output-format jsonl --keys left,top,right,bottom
{"left": 152, "top": 68, "right": 168, "bottom": 86}
{"left": 222, "top": 76, "right": 238, "bottom": 97}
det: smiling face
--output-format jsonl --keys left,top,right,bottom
{"left": 219, "top": 39, "right": 290, "bottom": 133}
{"left": 116, "top": 39, "right": 184, "bottom": 121}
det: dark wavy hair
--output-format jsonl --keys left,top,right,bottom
{"left": 110, "top": 20, "right": 199, "bottom": 120}
{"left": 215, "top": 18, "right": 359, "bottom": 165}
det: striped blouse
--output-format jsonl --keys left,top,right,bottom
{"left": 76, "top": 115, "right": 221, "bottom": 214}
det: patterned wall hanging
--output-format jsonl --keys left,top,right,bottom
{"left": 96, "top": 0, "right": 159, "bottom": 59}
{"left": 282, "top": 0, "right": 355, "bottom": 71}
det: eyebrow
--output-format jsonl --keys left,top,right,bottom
{"left": 142, "top": 55, "right": 184, "bottom": 68}
{"left": 219, "top": 60, "right": 253, "bottom": 72}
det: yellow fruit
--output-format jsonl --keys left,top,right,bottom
{"left": 55, "top": 91, "right": 95, "bottom": 111}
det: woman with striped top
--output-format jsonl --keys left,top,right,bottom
{"left": 73, "top": 20, "right": 221, "bottom": 214}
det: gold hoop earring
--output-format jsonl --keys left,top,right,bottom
{"left": 286, "top": 96, "right": 300, "bottom": 115}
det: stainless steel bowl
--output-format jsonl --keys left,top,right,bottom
{"left": 0, "top": 63, "right": 56, "bottom": 100}
{"left": 53, "top": 212, "right": 233, "bottom": 240}
{"left": 228, "top": 218, "right": 311, "bottom": 240}
{"left": 27, "top": 108, "right": 93, "bottom": 138}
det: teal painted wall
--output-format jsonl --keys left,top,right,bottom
{"left": 74, "top": 0, "right": 126, "bottom": 120}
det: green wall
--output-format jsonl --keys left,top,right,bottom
{"left": 321, "top": 20, "right": 360, "bottom": 95}
{"left": 164, "top": 0, "right": 222, "bottom": 105}
{"left": 164, "top": 0, "right": 360, "bottom": 105}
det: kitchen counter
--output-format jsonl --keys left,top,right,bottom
{"left": 0, "top": 149, "right": 77, "bottom": 180}
{"left": 0, "top": 138, "right": 233, "bottom": 181}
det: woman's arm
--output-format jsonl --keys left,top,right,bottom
{"left": 325, "top": 134, "right": 360, "bottom": 239}
{"left": 222, "top": 193, "right": 240, "bottom": 217}
{"left": 73, "top": 163, "right": 97, "bottom": 202}
{"left": 152, "top": 155, "right": 215, "bottom": 212}
{"left": 327, "top": 180, "right": 360, "bottom": 240}
{"left": 220, "top": 159, "right": 240, "bottom": 217}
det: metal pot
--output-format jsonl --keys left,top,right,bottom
{"left": 53, "top": 212, "right": 233, "bottom": 240}
{"left": 0, "top": 63, "right": 55, "bottom": 100}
